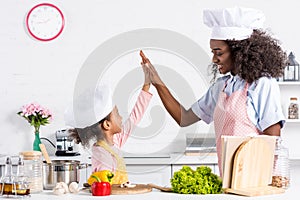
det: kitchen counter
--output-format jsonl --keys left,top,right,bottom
{"left": 15, "top": 185, "right": 297, "bottom": 200}
{"left": 2, "top": 154, "right": 299, "bottom": 198}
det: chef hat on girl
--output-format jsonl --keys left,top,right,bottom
{"left": 64, "top": 84, "right": 114, "bottom": 128}
{"left": 203, "top": 7, "right": 265, "bottom": 40}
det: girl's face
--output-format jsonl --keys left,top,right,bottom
{"left": 210, "top": 39, "right": 234, "bottom": 74}
{"left": 109, "top": 106, "right": 123, "bottom": 134}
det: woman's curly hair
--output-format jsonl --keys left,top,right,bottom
{"left": 210, "top": 29, "right": 287, "bottom": 83}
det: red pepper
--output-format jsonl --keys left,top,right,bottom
{"left": 91, "top": 182, "right": 111, "bottom": 196}
{"left": 90, "top": 174, "right": 111, "bottom": 196}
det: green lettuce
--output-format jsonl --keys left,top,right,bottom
{"left": 171, "top": 165, "right": 223, "bottom": 194}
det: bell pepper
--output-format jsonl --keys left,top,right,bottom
{"left": 87, "top": 170, "right": 114, "bottom": 186}
{"left": 91, "top": 175, "right": 111, "bottom": 196}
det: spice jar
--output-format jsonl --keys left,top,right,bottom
{"left": 272, "top": 136, "right": 290, "bottom": 189}
{"left": 288, "top": 97, "right": 299, "bottom": 119}
{"left": 19, "top": 151, "right": 43, "bottom": 193}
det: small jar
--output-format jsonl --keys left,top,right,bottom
{"left": 19, "top": 151, "right": 43, "bottom": 193}
{"left": 288, "top": 97, "right": 299, "bottom": 119}
{"left": 272, "top": 136, "right": 290, "bottom": 189}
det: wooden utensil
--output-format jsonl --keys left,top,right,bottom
{"left": 147, "top": 183, "right": 172, "bottom": 192}
{"left": 111, "top": 184, "right": 152, "bottom": 195}
{"left": 39, "top": 143, "right": 52, "bottom": 164}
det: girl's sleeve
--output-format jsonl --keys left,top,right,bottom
{"left": 113, "top": 90, "right": 152, "bottom": 148}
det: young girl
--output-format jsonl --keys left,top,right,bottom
{"left": 65, "top": 59, "right": 152, "bottom": 184}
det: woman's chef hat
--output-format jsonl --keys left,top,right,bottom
{"left": 64, "top": 84, "right": 114, "bottom": 128}
{"left": 203, "top": 7, "right": 265, "bottom": 40}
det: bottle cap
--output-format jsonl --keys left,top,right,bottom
{"left": 18, "top": 156, "right": 24, "bottom": 165}
{"left": 5, "top": 156, "right": 12, "bottom": 165}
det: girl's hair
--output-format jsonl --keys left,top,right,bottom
{"left": 210, "top": 29, "right": 287, "bottom": 83}
{"left": 68, "top": 114, "right": 110, "bottom": 148}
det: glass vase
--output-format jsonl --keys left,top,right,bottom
{"left": 33, "top": 131, "right": 41, "bottom": 151}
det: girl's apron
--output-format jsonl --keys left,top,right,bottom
{"left": 96, "top": 140, "right": 129, "bottom": 184}
{"left": 213, "top": 81, "right": 261, "bottom": 177}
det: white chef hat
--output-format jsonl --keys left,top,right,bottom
{"left": 203, "top": 7, "right": 265, "bottom": 40}
{"left": 64, "top": 84, "right": 114, "bottom": 128}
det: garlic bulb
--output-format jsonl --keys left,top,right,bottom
{"left": 69, "top": 182, "right": 80, "bottom": 193}
{"left": 53, "top": 187, "right": 65, "bottom": 195}
{"left": 53, "top": 182, "right": 69, "bottom": 195}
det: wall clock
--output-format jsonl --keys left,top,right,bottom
{"left": 26, "top": 3, "right": 65, "bottom": 41}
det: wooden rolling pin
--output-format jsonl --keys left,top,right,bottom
{"left": 39, "top": 143, "right": 52, "bottom": 164}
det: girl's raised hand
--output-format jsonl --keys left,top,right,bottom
{"left": 140, "top": 50, "right": 151, "bottom": 91}
{"left": 140, "top": 50, "right": 150, "bottom": 64}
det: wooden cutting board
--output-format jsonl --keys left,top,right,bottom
{"left": 223, "top": 136, "right": 285, "bottom": 196}
{"left": 111, "top": 184, "right": 152, "bottom": 195}
{"left": 221, "top": 136, "right": 251, "bottom": 188}
{"left": 231, "top": 137, "right": 274, "bottom": 189}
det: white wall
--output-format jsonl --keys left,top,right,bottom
{"left": 1, "top": 0, "right": 299, "bottom": 156}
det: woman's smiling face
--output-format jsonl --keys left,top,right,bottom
{"left": 210, "top": 39, "right": 234, "bottom": 75}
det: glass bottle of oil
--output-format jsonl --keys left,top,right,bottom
{"left": 13, "top": 156, "right": 30, "bottom": 196}
{"left": 0, "top": 156, "right": 14, "bottom": 195}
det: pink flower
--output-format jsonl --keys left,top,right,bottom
{"left": 17, "top": 102, "right": 53, "bottom": 131}
{"left": 41, "top": 108, "right": 52, "bottom": 119}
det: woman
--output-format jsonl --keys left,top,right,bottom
{"left": 141, "top": 7, "right": 287, "bottom": 175}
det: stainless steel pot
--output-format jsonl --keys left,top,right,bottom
{"left": 42, "top": 160, "right": 87, "bottom": 190}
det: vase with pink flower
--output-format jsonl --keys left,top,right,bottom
{"left": 17, "top": 102, "right": 53, "bottom": 151}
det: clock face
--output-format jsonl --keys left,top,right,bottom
{"left": 26, "top": 3, "right": 65, "bottom": 41}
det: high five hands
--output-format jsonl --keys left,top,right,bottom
{"left": 139, "top": 50, "right": 164, "bottom": 86}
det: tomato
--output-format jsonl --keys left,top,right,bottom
{"left": 91, "top": 182, "right": 111, "bottom": 196}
